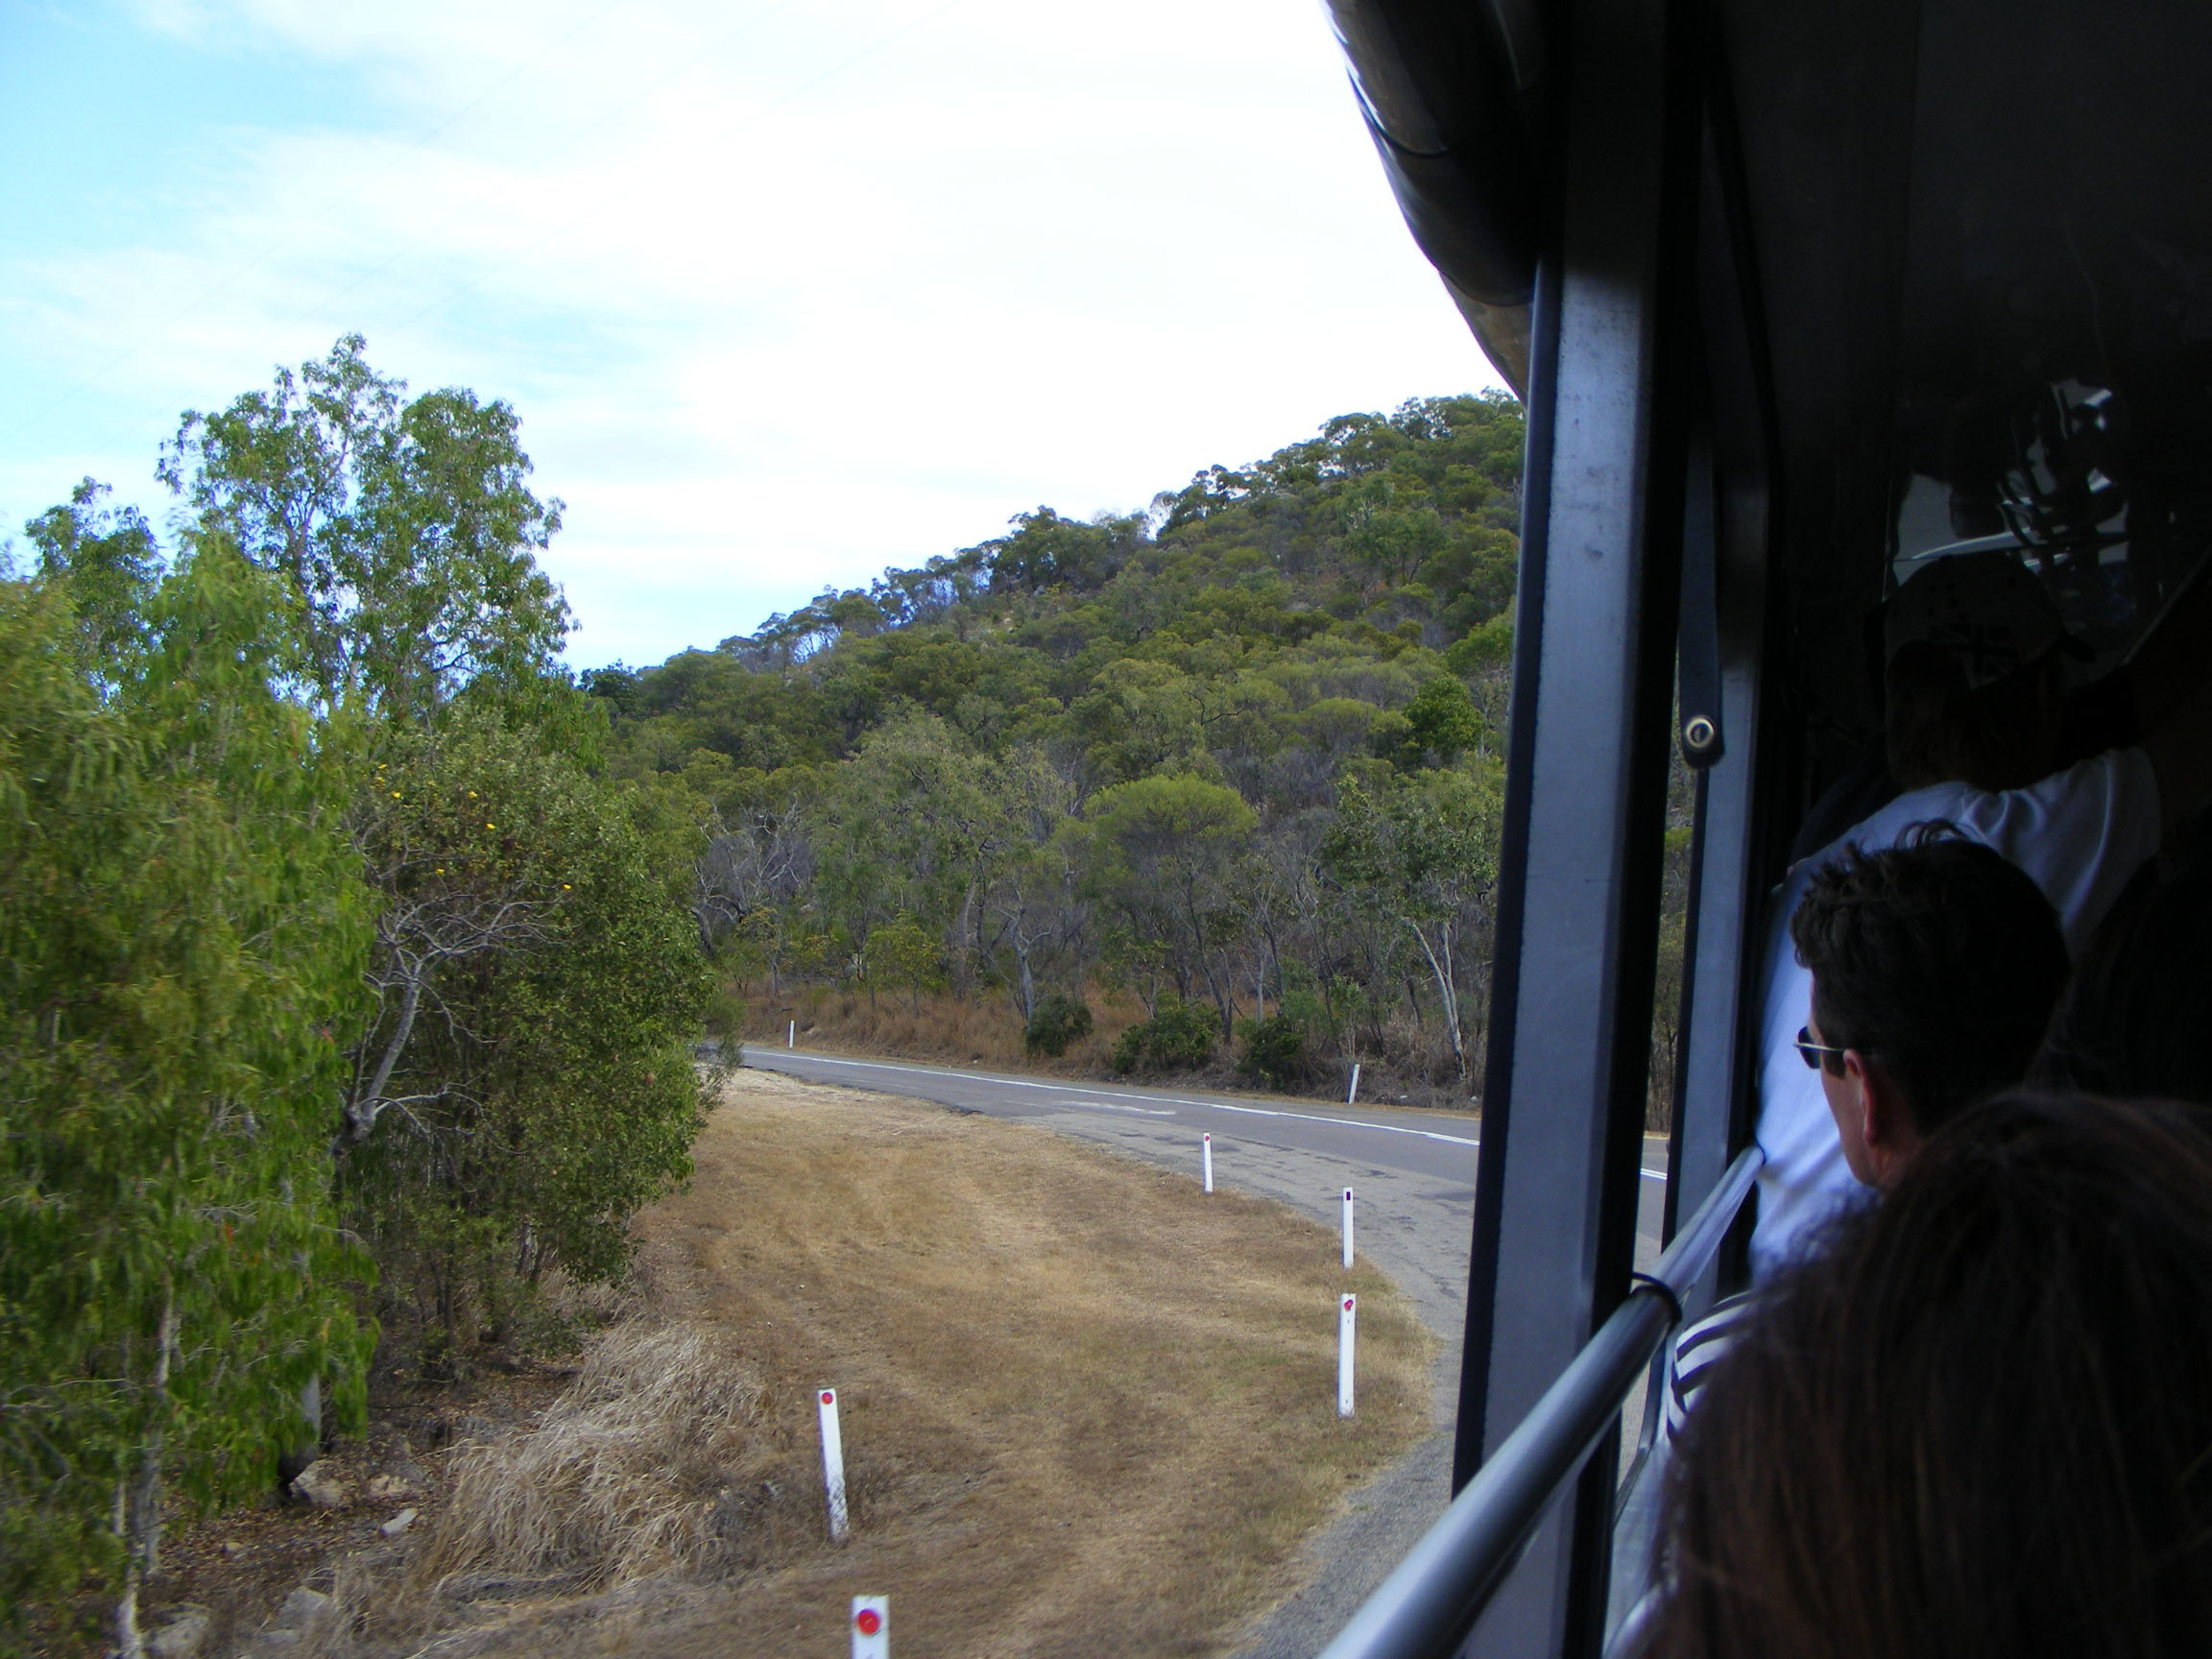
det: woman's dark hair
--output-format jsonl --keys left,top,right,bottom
{"left": 1791, "top": 826, "right": 2069, "bottom": 1134}
{"left": 1886, "top": 641, "right": 2068, "bottom": 791}
{"left": 2035, "top": 829, "right": 2212, "bottom": 1105}
{"left": 1653, "top": 1093, "right": 2212, "bottom": 1659}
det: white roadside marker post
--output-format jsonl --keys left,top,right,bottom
{"left": 818, "top": 1388, "right": 850, "bottom": 1541}
{"left": 1201, "top": 1132, "right": 1214, "bottom": 1194}
{"left": 852, "top": 1596, "right": 888, "bottom": 1659}
{"left": 1337, "top": 1293, "right": 1357, "bottom": 1417}
{"left": 1347, "top": 1063, "right": 1361, "bottom": 1105}
{"left": 1341, "top": 1187, "right": 1355, "bottom": 1269}
{"left": 788, "top": 1020, "right": 796, "bottom": 1048}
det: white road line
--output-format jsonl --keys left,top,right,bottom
{"left": 761, "top": 1051, "right": 1674, "bottom": 1180}
{"left": 767, "top": 1051, "right": 1481, "bottom": 1145}
{"left": 1049, "top": 1099, "right": 1176, "bottom": 1117}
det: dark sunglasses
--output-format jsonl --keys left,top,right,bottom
{"left": 1795, "top": 1026, "right": 1848, "bottom": 1071}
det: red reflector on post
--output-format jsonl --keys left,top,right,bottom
{"left": 852, "top": 1594, "right": 889, "bottom": 1656}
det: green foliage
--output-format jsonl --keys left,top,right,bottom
{"left": 1322, "top": 767, "right": 1504, "bottom": 1076}
{"left": 20, "top": 477, "right": 161, "bottom": 658}
{"left": 1238, "top": 1012, "right": 1312, "bottom": 1090}
{"left": 1393, "top": 675, "right": 1483, "bottom": 768}
{"left": 703, "top": 978, "right": 749, "bottom": 1043}
{"left": 339, "top": 710, "right": 713, "bottom": 1363}
{"left": 1074, "top": 773, "right": 1256, "bottom": 1020}
{"left": 866, "top": 915, "right": 943, "bottom": 1011}
{"left": 1024, "top": 992, "right": 1095, "bottom": 1057}
{"left": 984, "top": 506, "right": 1133, "bottom": 594}
{"left": 1110, "top": 996, "right": 1218, "bottom": 1074}
{"left": 1445, "top": 608, "right": 1515, "bottom": 678}
{"left": 157, "top": 333, "right": 570, "bottom": 723}
{"left": 0, "top": 547, "right": 374, "bottom": 1635}
{"left": 3, "top": 338, "right": 726, "bottom": 1648}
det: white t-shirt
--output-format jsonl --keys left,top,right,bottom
{"left": 1749, "top": 747, "right": 2161, "bottom": 1279}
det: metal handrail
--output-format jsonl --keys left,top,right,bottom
{"left": 1314, "top": 1146, "right": 1764, "bottom": 1659}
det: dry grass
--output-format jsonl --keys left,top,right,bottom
{"left": 405, "top": 1327, "right": 766, "bottom": 1598}
{"left": 320, "top": 1069, "right": 1431, "bottom": 1658}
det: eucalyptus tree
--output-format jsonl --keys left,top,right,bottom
{"left": 158, "top": 338, "right": 712, "bottom": 1359}
{"left": 980, "top": 743, "right": 1084, "bottom": 1021}
{"left": 1070, "top": 773, "right": 1258, "bottom": 1036}
{"left": 810, "top": 711, "right": 1009, "bottom": 985}
{"left": 157, "top": 332, "right": 569, "bottom": 724}
{"left": 1321, "top": 765, "right": 1504, "bottom": 1078}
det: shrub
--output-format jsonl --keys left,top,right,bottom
{"left": 1238, "top": 1013, "right": 1311, "bottom": 1090}
{"left": 1111, "top": 995, "right": 1217, "bottom": 1074}
{"left": 341, "top": 713, "right": 714, "bottom": 1376}
{"left": 1024, "top": 991, "right": 1094, "bottom": 1057}
{"left": 703, "top": 982, "right": 748, "bottom": 1042}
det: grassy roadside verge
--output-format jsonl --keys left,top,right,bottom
{"left": 637, "top": 1070, "right": 1435, "bottom": 1656}
{"left": 172, "top": 1068, "right": 1432, "bottom": 1659}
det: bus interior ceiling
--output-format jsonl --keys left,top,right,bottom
{"left": 1323, "top": 0, "right": 2212, "bottom": 1655}
{"left": 1730, "top": 0, "right": 2212, "bottom": 803}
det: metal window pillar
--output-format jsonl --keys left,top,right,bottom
{"left": 1453, "top": 0, "right": 1695, "bottom": 1650}
{"left": 1661, "top": 34, "right": 1781, "bottom": 1305}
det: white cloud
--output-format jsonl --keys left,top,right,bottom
{"left": 2, "top": 0, "right": 1503, "bottom": 663}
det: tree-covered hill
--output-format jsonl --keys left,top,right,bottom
{"left": 587, "top": 393, "right": 1542, "bottom": 1094}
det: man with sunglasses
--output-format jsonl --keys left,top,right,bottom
{"left": 1749, "top": 550, "right": 2212, "bottom": 1279}
{"left": 1667, "top": 826, "right": 2070, "bottom": 1434}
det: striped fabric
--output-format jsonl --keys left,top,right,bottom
{"left": 1663, "top": 1289, "right": 1761, "bottom": 1440}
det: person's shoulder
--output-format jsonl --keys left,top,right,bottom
{"left": 1890, "top": 751, "right": 2156, "bottom": 854}
{"left": 1799, "top": 781, "right": 1981, "bottom": 865}
{"left": 2008, "top": 746, "right": 2156, "bottom": 808}
{"left": 1666, "top": 1290, "right": 1763, "bottom": 1438}
{"left": 1676, "top": 1288, "right": 1760, "bottom": 1358}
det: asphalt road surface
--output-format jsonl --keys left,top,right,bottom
{"left": 740, "top": 1046, "right": 1671, "bottom": 1657}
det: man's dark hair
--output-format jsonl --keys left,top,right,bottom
{"left": 1791, "top": 826, "right": 2067, "bottom": 1134}
{"left": 1654, "top": 1093, "right": 2212, "bottom": 1659}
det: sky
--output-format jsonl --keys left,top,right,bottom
{"left": 0, "top": 0, "right": 1505, "bottom": 668}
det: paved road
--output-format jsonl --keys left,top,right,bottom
{"left": 740, "top": 1047, "right": 1669, "bottom": 1310}
{"left": 741, "top": 1046, "right": 1671, "bottom": 1655}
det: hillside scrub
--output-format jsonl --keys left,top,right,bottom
{"left": 592, "top": 390, "right": 1696, "bottom": 1118}
{"left": 596, "top": 396, "right": 1536, "bottom": 1098}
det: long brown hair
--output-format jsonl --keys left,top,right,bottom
{"left": 1654, "top": 1093, "right": 2212, "bottom": 1659}
{"left": 1885, "top": 641, "right": 2067, "bottom": 791}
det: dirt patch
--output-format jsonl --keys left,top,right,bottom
{"left": 141, "top": 1070, "right": 1431, "bottom": 1658}
{"left": 114, "top": 1368, "right": 573, "bottom": 1659}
